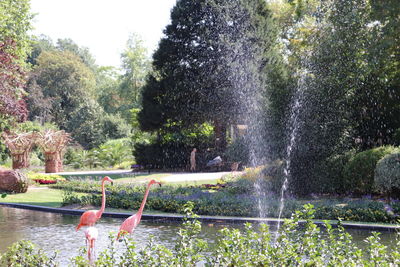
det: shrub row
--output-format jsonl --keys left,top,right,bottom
{"left": 53, "top": 180, "right": 399, "bottom": 223}
{"left": 312, "top": 146, "right": 400, "bottom": 196}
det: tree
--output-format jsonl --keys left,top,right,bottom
{"left": 27, "top": 35, "right": 55, "bottom": 66}
{"left": 139, "top": 0, "right": 274, "bottom": 150}
{"left": 0, "top": 0, "right": 33, "bottom": 161}
{"left": 96, "top": 66, "right": 121, "bottom": 114}
{"left": 0, "top": 0, "right": 33, "bottom": 61}
{"left": 67, "top": 100, "right": 106, "bottom": 149}
{"left": 56, "top": 38, "right": 97, "bottom": 72}
{"left": 350, "top": 0, "right": 400, "bottom": 148}
{"left": 27, "top": 50, "right": 96, "bottom": 130}
{"left": 0, "top": 40, "right": 28, "bottom": 123}
{"left": 118, "top": 34, "right": 150, "bottom": 118}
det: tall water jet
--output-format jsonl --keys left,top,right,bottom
{"left": 276, "top": 69, "right": 309, "bottom": 232}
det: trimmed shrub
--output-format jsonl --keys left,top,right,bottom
{"left": 312, "top": 151, "right": 356, "bottom": 194}
{"left": 343, "top": 146, "right": 399, "bottom": 195}
{"left": 374, "top": 151, "right": 400, "bottom": 198}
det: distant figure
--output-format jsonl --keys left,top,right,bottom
{"left": 190, "top": 148, "right": 197, "bottom": 171}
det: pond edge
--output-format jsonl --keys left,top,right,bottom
{"left": 0, "top": 202, "right": 399, "bottom": 232}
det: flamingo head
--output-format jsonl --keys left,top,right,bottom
{"left": 149, "top": 179, "right": 162, "bottom": 187}
{"left": 102, "top": 176, "right": 114, "bottom": 184}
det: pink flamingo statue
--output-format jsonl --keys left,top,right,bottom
{"left": 76, "top": 176, "right": 113, "bottom": 231}
{"left": 117, "top": 179, "right": 161, "bottom": 240}
{"left": 84, "top": 226, "right": 98, "bottom": 263}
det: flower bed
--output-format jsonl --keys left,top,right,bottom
{"left": 33, "top": 179, "right": 57, "bottom": 184}
{"left": 26, "top": 172, "right": 65, "bottom": 185}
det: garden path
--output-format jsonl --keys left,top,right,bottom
{"left": 161, "top": 172, "right": 231, "bottom": 183}
{"left": 53, "top": 170, "right": 233, "bottom": 183}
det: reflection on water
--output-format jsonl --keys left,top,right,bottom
{"left": 0, "top": 206, "right": 397, "bottom": 266}
{"left": 0, "top": 207, "right": 234, "bottom": 265}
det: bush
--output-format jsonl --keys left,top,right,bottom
{"left": 343, "top": 146, "right": 399, "bottom": 195}
{"left": 52, "top": 179, "right": 398, "bottom": 223}
{"left": 114, "top": 160, "right": 135, "bottom": 170}
{"left": 312, "top": 151, "right": 356, "bottom": 194}
{"left": 30, "top": 151, "right": 44, "bottom": 166}
{"left": 102, "top": 113, "right": 132, "bottom": 140}
{"left": 97, "top": 138, "right": 133, "bottom": 167}
{"left": 374, "top": 151, "right": 400, "bottom": 198}
{"left": 0, "top": 240, "right": 57, "bottom": 266}
{"left": 64, "top": 146, "right": 85, "bottom": 168}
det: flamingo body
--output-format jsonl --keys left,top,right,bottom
{"left": 85, "top": 226, "right": 98, "bottom": 248}
{"left": 117, "top": 212, "right": 141, "bottom": 239}
{"left": 76, "top": 176, "right": 113, "bottom": 231}
{"left": 76, "top": 210, "right": 101, "bottom": 230}
{"left": 117, "top": 180, "right": 161, "bottom": 240}
{"left": 84, "top": 227, "right": 98, "bottom": 262}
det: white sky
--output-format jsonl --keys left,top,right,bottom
{"left": 30, "top": 0, "right": 177, "bottom": 67}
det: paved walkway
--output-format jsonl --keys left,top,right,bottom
{"left": 161, "top": 172, "right": 231, "bottom": 182}
{"left": 53, "top": 169, "right": 233, "bottom": 183}
{"left": 54, "top": 170, "right": 133, "bottom": 175}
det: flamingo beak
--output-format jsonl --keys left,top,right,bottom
{"left": 158, "top": 182, "right": 162, "bottom": 187}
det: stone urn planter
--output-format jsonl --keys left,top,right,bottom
{"left": 0, "top": 168, "right": 28, "bottom": 193}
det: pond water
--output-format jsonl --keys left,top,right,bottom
{"left": 0, "top": 206, "right": 397, "bottom": 266}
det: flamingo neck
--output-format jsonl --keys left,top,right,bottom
{"left": 138, "top": 183, "right": 152, "bottom": 213}
{"left": 98, "top": 180, "right": 107, "bottom": 218}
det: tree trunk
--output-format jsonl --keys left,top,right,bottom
{"left": 45, "top": 152, "right": 59, "bottom": 173}
{"left": 214, "top": 120, "right": 227, "bottom": 151}
{"left": 12, "top": 153, "right": 29, "bottom": 169}
{"left": 57, "top": 151, "right": 64, "bottom": 172}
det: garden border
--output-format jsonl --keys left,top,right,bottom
{"left": 0, "top": 202, "right": 399, "bottom": 232}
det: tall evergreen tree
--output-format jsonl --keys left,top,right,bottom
{"left": 139, "top": 0, "right": 275, "bottom": 150}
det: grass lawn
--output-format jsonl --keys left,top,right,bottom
{"left": 1, "top": 187, "right": 64, "bottom": 207}
{"left": 0, "top": 187, "right": 181, "bottom": 215}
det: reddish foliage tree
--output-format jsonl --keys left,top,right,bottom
{"left": 0, "top": 40, "right": 28, "bottom": 122}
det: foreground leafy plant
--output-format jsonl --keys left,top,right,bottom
{"left": 0, "top": 240, "right": 58, "bottom": 267}
{"left": 2, "top": 204, "right": 400, "bottom": 266}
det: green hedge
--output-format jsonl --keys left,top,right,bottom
{"left": 343, "top": 146, "right": 399, "bottom": 195}
{"left": 374, "top": 151, "right": 400, "bottom": 198}
{"left": 312, "top": 151, "right": 355, "bottom": 194}
{"left": 54, "top": 180, "right": 398, "bottom": 223}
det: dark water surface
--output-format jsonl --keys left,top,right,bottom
{"left": 0, "top": 206, "right": 397, "bottom": 266}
